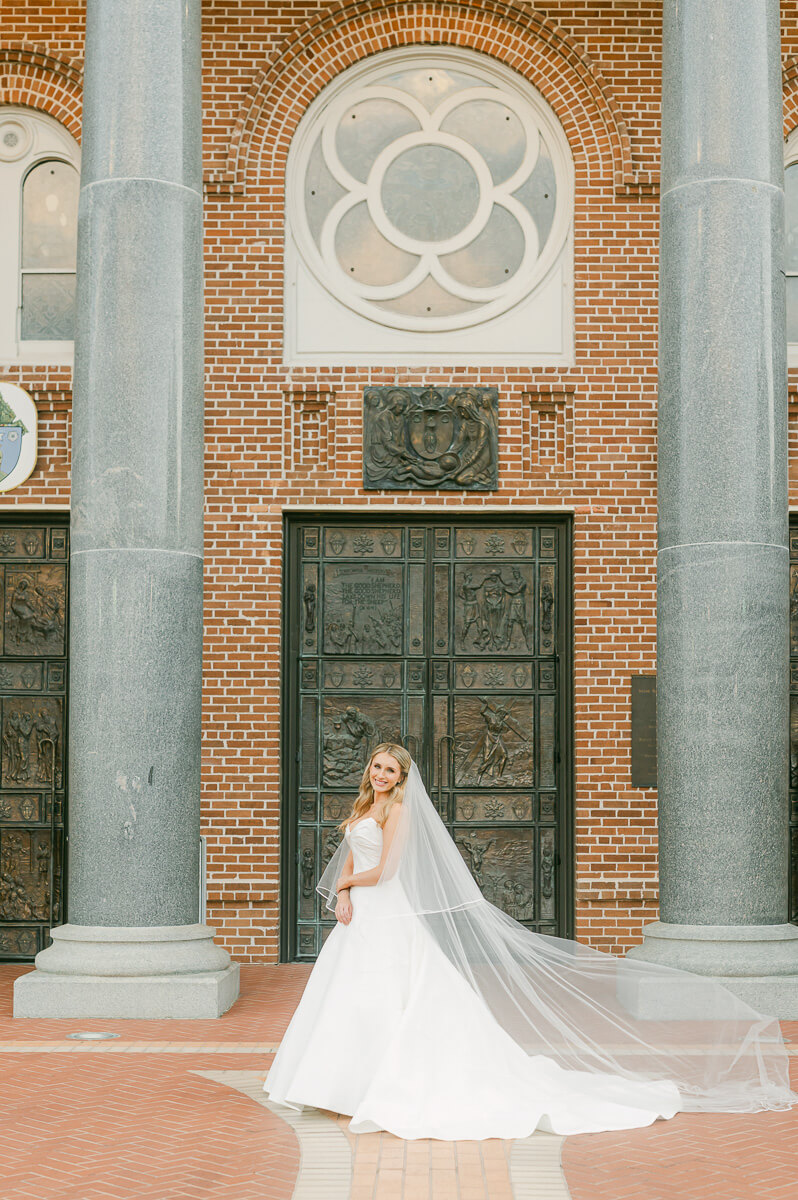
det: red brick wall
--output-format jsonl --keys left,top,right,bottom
{"left": 1, "top": 1, "right": 796, "bottom": 961}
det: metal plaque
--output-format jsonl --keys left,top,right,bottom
{"left": 363, "top": 386, "right": 499, "bottom": 490}
{"left": 630, "top": 675, "right": 657, "bottom": 789}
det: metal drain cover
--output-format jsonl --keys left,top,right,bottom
{"left": 66, "top": 1031, "right": 120, "bottom": 1040}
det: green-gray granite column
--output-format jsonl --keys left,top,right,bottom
{"left": 14, "top": 0, "right": 238, "bottom": 1017}
{"left": 627, "top": 0, "right": 798, "bottom": 1016}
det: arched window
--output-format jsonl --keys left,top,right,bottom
{"left": 285, "top": 48, "right": 574, "bottom": 365}
{"left": 0, "top": 107, "right": 80, "bottom": 363}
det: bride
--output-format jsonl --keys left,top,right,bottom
{"left": 263, "top": 743, "right": 796, "bottom": 1140}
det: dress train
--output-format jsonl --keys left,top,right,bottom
{"left": 263, "top": 818, "right": 681, "bottom": 1139}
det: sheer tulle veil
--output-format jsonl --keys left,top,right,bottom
{"left": 318, "top": 758, "right": 796, "bottom": 1113}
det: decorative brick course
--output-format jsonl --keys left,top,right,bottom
{"left": 2, "top": 1, "right": 797, "bottom": 963}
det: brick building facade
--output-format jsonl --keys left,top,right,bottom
{"left": 1, "top": 1, "right": 796, "bottom": 967}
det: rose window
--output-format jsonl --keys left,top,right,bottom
{"left": 292, "top": 53, "right": 572, "bottom": 333}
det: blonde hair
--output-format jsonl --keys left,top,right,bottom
{"left": 337, "top": 742, "right": 411, "bottom": 833}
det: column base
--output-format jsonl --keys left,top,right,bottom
{"left": 623, "top": 921, "right": 798, "bottom": 1019}
{"left": 13, "top": 923, "right": 240, "bottom": 1019}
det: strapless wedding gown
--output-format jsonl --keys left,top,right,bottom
{"left": 263, "top": 817, "right": 681, "bottom": 1139}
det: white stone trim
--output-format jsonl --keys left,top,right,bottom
{"left": 195, "top": 1071, "right": 353, "bottom": 1200}
{"left": 509, "top": 1131, "right": 572, "bottom": 1199}
{"left": 785, "top": 126, "right": 798, "bottom": 366}
{"left": 285, "top": 46, "right": 574, "bottom": 365}
{"left": 0, "top": 106, "right": 79, "bottom": 363}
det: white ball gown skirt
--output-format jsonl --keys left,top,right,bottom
{"left": 263, "top": 818, "right": 681, "bottom": 1140}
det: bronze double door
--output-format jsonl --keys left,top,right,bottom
{"left": 284, "top": 517, "right": 572, "bottom": 961}
{"left": 789, "top": 527, "right": 798, "bottom": 922}
{"left": 0, "top": 520, "right": 67, "bottom": 961}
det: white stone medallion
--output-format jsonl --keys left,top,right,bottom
{"left": 0, "top": 381, "right": 37, "bottom": 493}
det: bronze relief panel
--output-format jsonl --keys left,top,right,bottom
{"left": 455, "top": 828, "right": 535, "bottom": 921}
{"left": 3, "top": 565, "right": 66, "bottom": 657}
{"left": 321, "top": 660, "right": 404, "bottom": 692}
{"left": 322, "top": 563, "right": 405, "bottom": 657}
{"left": 0, "top": 527, "right": 47, "bottom": 560}
{"left": 455, "top": 527, "right": 535, "bottom": 559}
{"left": 454, "top": 793, "right": 533, "bottom": 822}
{"left": 363, "top": 387, "right": 499, "bottom": 491}
{"left": 454, "top": 564, "right": 534, "bottom": 655}
{"left": 1, "top": 697, "right": 63, "bottom": 789}
{"left": 453, "top": 696, "right": 534, "bottom": 787}
{"left": 323, "top": 527, "right": 404, "bottom": 558}
{"left": 321, "top": 696, "right": 402, "bottom": 787}
{"left": 0, "top": 521, "right": 67, "bottom": 961}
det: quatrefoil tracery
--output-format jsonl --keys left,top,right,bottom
{"left": 294, "top": 56, "right": 571, "bottom": 333}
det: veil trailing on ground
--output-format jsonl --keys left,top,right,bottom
{"left": 318, "top": 760, "right": 796, "bottom": 1113}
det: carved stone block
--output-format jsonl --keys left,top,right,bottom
{"left": 363, "top": 386, "right": 498, "bottom": 491}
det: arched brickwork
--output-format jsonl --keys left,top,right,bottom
{"left": 0, "top": 45, "right": 82, "bottom": 139}
{"left": 784, "top": 57, "right": 798, "bottom": 140}
{"left": 212, "top": 0, "right": 642, "bottom": 197}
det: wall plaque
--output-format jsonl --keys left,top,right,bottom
{"left": 631, "top": 675, "right": 657, "bottom": 788}
{"left": 363, "top": 386, "right": 499, "bottom": 491}
{"left": 0, "top": 382, "right": 37, "bottom": 493}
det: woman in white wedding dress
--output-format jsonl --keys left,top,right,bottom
{"left": 263, "top": 744, "right": 796, "bottom": 1140}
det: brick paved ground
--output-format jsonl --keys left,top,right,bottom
{"left": 1, "top": 964, "right": 796, "bottom": 1200}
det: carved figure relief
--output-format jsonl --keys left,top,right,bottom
{"left": 791, "top": 694, "right": 798, "bottom": 791}
{"left": 321, "top": 698, "right": 400, "bottom": 786}
{"left": 303, "top": 581, "right": 316, "bottom": 634}
{"left": 456, "top": 829, "right": 535, "bottom": 921}
{"left": 0, "top": 828, "right": 53, "bottom": 922}
{"left": 454, "top": 696, "right": 534, "bottom": 787}
{"left": 455, "top": 566, "right": 533, "bottom": 653}
{"left": 1, "top": 699, "right": 62, "bottom": 788}
{"left": 363, "top": 386, "right": 499, "bottom": 491}
{"left": 300, "top": 847, "right": 315, "bottom": 898}
{"left": 3, "top": 567, "right": 66, "bottom": 655}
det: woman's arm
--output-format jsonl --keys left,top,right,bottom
{"left": 337, "top": 849, "right": 354, "bottom": 892}
{"left": 334, "top": 848, "right": 355, "bottom": 924}
{"left": 336, "top": 804, "right": 402, "bottom": 891}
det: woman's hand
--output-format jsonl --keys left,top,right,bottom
{"left": 336, "top": 874, "right": 352, "bottom": 892}
{"left": 335, "top": 892, "right": 353, "bottom": 925}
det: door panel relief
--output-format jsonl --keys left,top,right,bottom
{"left": 0, "top": 523, "right": 68, "bottom": 961}
{"left": 287, "top": 519, "right": 568, "bottom": 960}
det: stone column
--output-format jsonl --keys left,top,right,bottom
{"left": 14, "top": 0, "right": 239, "bottom": 1017}
{"left": 627, "top": 0, "right": 798, "bottom": 1017}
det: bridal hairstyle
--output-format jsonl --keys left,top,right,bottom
{"left": 336, "top": 742, "right": 411, "bottom": 834}
{"left": 318, "top": 755, "right": 797, "bottom": 1116}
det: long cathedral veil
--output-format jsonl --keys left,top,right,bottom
{"left": 318, "top": 759, "right": 796, "bottom": 1113}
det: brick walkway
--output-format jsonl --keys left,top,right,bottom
{"left": 0, "top": 964, "right": 796, "bottom": 1199}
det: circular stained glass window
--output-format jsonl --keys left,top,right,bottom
{"left": 290, "top": 50, "right": 573, "bottom": 332}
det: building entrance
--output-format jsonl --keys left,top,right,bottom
{"left": 790, "top": 526, "right": 798, "bottom": 923}
{"left": 283, "top": 517, "right": 572, "bottom": 961}
{"left": 0, "top": 520, "right": 67, "bottom": 961}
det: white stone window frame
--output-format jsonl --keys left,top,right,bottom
{"left": 0, "top": 106, "right": 80, "bottom": 366}
{"left": 786, "top": 128, "right": 798, "bottom": 369}
{"left": 284, "top": 47, "right": 575, "bottom": 367}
